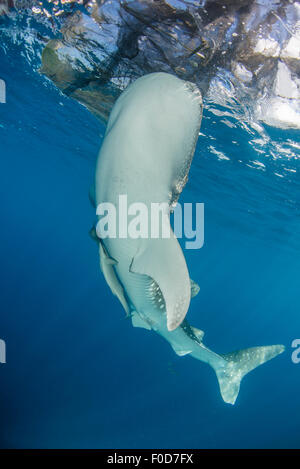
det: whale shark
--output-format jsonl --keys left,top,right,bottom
{"left": 92, "top": 72, "right": 284, "bottom": 405}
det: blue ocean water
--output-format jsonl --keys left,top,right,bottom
{"left": 0, "top": 16, "right": 300, "bottom": 449}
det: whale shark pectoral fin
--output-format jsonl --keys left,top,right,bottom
{"left": 88, "top": 183, "right": 96, "bottom": 208}
{"left": 99, "top": 241, "right": 130, "bottom": 317}
{"left": 190, "top": 279, "right": 200, "bottom": 298}
{"left": 130, "top": 239, "right": 191, "bottom": 331}
{"left": 105, "top": 257, "right": 117, "bottom": 266}
{"left": 171, "top": 343, "right": 192, "bottom": 357}
{"left": 99, "top": 239, "right": 117, "bottom": 264}
{"left": 191, "top": 326, "right": 205, "bottom": 342}
{"left": 131, "top": 311, "right": 152, "bottom": 330}
{"left": 90, "top": 226, "right": 118, "bottom": 264}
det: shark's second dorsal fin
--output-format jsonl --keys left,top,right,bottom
{"left": 99, "top": 240, "right": 130, "bottom": 316}
{"left": 130, "top": 236, "right": 191, "bottom": 331}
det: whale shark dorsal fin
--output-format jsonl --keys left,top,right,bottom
{"left": 99, "top": 240, "right": 130, "bottom": 316}
{"left": 191, "top": 326, "right": 205, "bottom": 341}
{"left": 131, "top": 311, "right": 152, "bottom": 330}
{"left": 190, "top": 279, "right": 200, "bottom": 298}
{"left": 130, "top": 237, "right": 191, "bottom": 331}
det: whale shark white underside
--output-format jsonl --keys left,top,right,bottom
{"left": 91, "top": 72, "right": 285, "bottom": 405}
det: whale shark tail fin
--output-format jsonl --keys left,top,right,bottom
{"left": 215, "top": 344, "right": 285, "bottom": 405}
